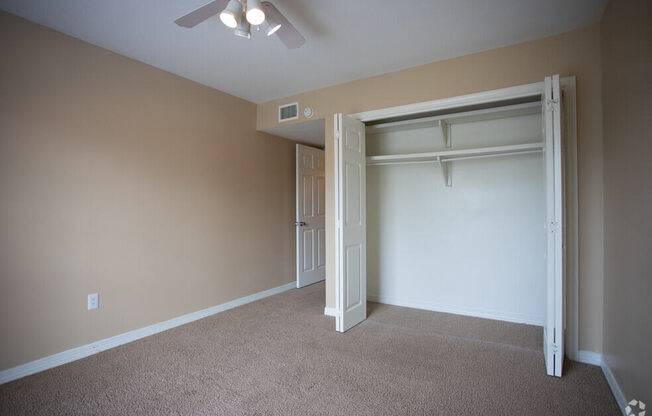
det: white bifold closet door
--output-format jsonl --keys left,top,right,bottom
{"left": 543, "top": 75, "right": 565, "bottom": 377}
{"left": 334, "top": 114, "right": 367, "bottom": 332}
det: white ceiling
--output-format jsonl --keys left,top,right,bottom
{"left": 0, "top": 0, "right": 608, "bottom": 103}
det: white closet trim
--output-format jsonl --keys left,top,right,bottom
{"left": 343, "top": 77, "right": 579, "bottom": 362}
{"left": 560, "top": 76, "right": 579, "bottom": 362}
{"left": 351, "top": 82, "right": 544, "bottom": 123}
{"left": 365, "top": 101, "right": 541, "bottom": 134}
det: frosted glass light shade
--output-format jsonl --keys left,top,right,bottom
{"left": 246, "top": 0, "right": 265, "bottom": 25}
{"left": 220, "top": 0, "right": 242, "bottom": 28}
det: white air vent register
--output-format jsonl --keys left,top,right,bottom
{"left": 279, "top": 102, "right": 299, "bottom": 122}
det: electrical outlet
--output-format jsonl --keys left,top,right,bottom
{"left": 88, "top": 293, "right": 99, "bottom": 310}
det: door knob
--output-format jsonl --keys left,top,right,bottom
{"left": 294, "top": 221, "right": 306, "bottom": 226}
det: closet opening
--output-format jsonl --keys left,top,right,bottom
{"left": 333, "top": 77, "right": 577, "bottom": 378}
{"left": 365, "top": 99, "right": 545, "bottom": 326}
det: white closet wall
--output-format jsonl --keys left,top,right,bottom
{"left": 366, "top": 113, "right": 545, "bottom": 325}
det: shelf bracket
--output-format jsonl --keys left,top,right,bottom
{"left": 438, "top": 120, "right": 451, "bottom": 148}
{"left": 439, "top": 158, "right": 452, "bottom": 187}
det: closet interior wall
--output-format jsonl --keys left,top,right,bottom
{"left": 365, "top": 105, "right": 547, "bottom": 325}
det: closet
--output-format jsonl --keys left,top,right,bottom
{"left": 334, "top": 76, "right": 568, "bottom": 377}
{"left": 366, "top": 100, "right": 545, "bottom": 324}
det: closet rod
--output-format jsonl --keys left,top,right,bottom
{"left": 366, "top": 142, "right": 543, "bottom": 165}
{"left": 443, "top": 149, "right": 542, "bottom": 162}
{"left": 366, "top": 149, "right": 542, "bottom": 166}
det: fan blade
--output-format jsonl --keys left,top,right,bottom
{"left": 262, "top": 2, "right": 305, "bottom": 49}
{"left": 175, "top": 0, "right": 228, "bottom": 28}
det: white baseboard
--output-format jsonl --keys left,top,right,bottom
{"left": 574, "top": 351, "right": 626, "bottom": 415}
{"left": 577, "top": 350, "right": 602, "bottom": 366}
{"left": 0, "top": 282, "right": 295, "bottom": 385}
{"left": 601, "top": 356, "right": 628, "bottom": 415}
{"left": 368, "top": 294, "right": 543, "bottom": 326}
{"left": 323, "top": 307, "right": 337, "bottom": 317}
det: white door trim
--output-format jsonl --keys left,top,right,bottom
{"left": 560, "top": 77, "right": 579, "bottom": 362}
{"left": 350, "top": 81, "right": 544, "bottom": 123}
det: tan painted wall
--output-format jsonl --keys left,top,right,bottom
{"left": 257, "top": 24, "right": 605, "bottom": 353}
{"left": 0, "top": 11, "right": 296, "bottom": 371}
{"left": 601, "top": 0, "right": 652, "bottom": 401}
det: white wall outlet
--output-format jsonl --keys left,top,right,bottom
{"left": 87, "top": 293, "right": 99, "bottom": 310}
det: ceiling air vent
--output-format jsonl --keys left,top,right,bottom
{"left": 279, "top": 102, "right": 299, "bottom": 122}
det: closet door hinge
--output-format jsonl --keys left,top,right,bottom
{"left": 550, "top": 221, "right": 560, "bottom": 233}
{"left": 546, "top": 98, "right": 560, "bottom": 112}
{"left": 551, "top": 344, "right": 560, "bottom": 354}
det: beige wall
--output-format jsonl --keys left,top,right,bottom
{"left": 257, "top": 24, "right": 605, "bottom": 353}
{"left": 601, "top": 0, "right": 651, "bottom": 401}
{"left": 0, "top": 11, "right": 296, "bottom": 371}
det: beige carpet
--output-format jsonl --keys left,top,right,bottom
{"left": 0, "top": 282, "right": 619, "bottom": 415}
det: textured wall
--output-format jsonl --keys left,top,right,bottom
{"left": 0, "top": 11, "right": 296, "bottom": 370}
{"left": 601, "top": 0, "right": 652, "bottom": 402}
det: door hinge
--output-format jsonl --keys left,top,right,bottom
{"left": 551, "top": 344, "right": 560, "bottom": 354}
{"left": 550, "top": 221, "right": 560, "bottom": 233}
{"left": 546, "top": 98, "right": 560, "bottom": 112}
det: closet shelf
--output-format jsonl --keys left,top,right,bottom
{"left": 366, "top": 142, "right": 544, "bottom": 166}
{"left": 365, "top": 101, "right": 541, "bottom": 135}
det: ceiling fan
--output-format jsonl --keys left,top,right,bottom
{"left": 175, "top": 0, "right": 305, "bottom": 49}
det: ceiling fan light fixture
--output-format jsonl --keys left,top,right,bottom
{"left": 246, "top": 0, "right": 265, "bottom": 25}
{"left": 234, "top": 19, "right": 251, "bottom": 39}
{"left": 219, "top": 0, "right": 242, "bottom": 29}
{"left": 261, "top": 15, "right": 281, "bottom": 36}
{"left": 175, "top": 0, "right": 304, "bottom": 49}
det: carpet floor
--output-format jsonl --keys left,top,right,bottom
{"left": 0, "top": 282, "right": 619, "bottom": 415}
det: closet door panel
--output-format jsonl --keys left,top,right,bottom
{"left": 543, "top": 75, "right": 564, "bottom": 377}
{"left": 335, "top": 114, "right": 367, "bottom": 332}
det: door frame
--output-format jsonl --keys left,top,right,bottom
{"left": 343, "top": 78, "right": 579, "bottom": 361}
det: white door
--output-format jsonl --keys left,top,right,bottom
{"left": 334, "top": 114, "right": 367, "bottom": 332}
{"left": 542, "top": 75, "right": 565, "bottom": 377}
{"left": 296, "top": 144, "right": 326, "bottom": 288}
